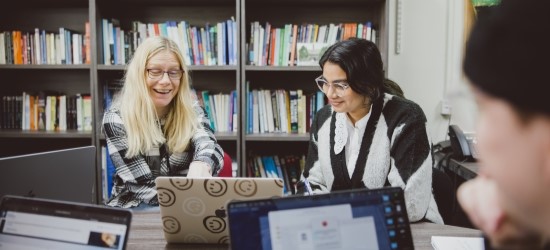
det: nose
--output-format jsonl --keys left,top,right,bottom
{"left": 159, "top": 72, "right": 172, "bottom": 83}
{"left": 325, "top": 83, "right": 339, "bottom": 98}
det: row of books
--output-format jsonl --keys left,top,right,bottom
{"left": 101, "top": 18, "right": 238, "bottom": 66}
{"left": 246, "top": 154, "right": 306, "bottom": 195}
{"left": 194, "top": 90, "right": 238, "bottom": 133}
{"left": 1, "top": 93, "right": 92, "bottom": 131}
{"left": 102, "top": 79, "right": 238, "bottom": 133}
{"left": 247, "top": 86, "right": 326, "bottom": 134}
{"left": 0, "top": 23, "right": 91, "bottom": 65}
{"left": 247, "top": 22, "right": 377, "bottom": 66}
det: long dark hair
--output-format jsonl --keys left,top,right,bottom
{"left": 319, "top": 38, "right": 404, "bottom": 100}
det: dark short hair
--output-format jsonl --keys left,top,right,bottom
{"left": 319, "top": 38, "right": 385, "bottom": 101}
{"left": 463, "top": 0, "right": 550, "bottom": 117}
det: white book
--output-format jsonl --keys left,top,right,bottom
{"left": 231, "top": 17, "right": 237, "bottom": 65}
{"left": 34, "top": 28, "right": 41, "bottom": 65}
{"left": 257, "top": 89, "right": 266, "bottom": 133}
{"left": 83, "top": 95, "right": 92, "bottom": 131}
{"left": 299, "top": 92, "right": 307, "bottom": 134}
{"left": 177, "top": 21, "right": 190, "bottom": 66}
{"left": 102, "top": 19, "right": 110, "bottom": 64}
{"left": 0, "top": 33, "right": 5, "bottom": 64}
{"left": 59, "top": 27, "right": 66, "bottom": 64}
{"left": 216, "top": 22, "right": 223, "bottom": 66}
{"left": 45, "top": 96, "right": 51, "bottom": 131}
{"left": 366, "top": 22, "right": 372, "bottom": 41}
{"left": 59, "top": 95, "right": 67, "bottom": 131}
{"left": 232, "top": 91, "right": 238, "bottom": 133}
{"left": 224, "top": 94, "right": 230, "bottom": 132}
{"left": 317, "top": 25, "right": 327, "bottom": 43}
{"left": 21, "top": 92, "right": 27, "bottom": 130}
{"left": 264, "top": 90, "right": 274, "bottom": 133}
{"left": 54, "top": 34, "right": 60, "bottom": 64}
{"left": 72, "top": 33, "right": 79, "bottom": 64}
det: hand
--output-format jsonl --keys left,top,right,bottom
{"left": 457, "top": 176, "right": 544, "bottom": 249}
{"left": 187, "top": 161, "right": 212, "bottom": 177}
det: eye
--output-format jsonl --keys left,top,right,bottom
{"left": 335, "top": 83, "right": 347, "bottom": 91}
{"left": 148, "top": 69, "right": 163, "bottom": 76}
{"left": 168, "top": 70, "right": 181, "bottom": 77}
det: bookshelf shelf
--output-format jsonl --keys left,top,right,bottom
{"left": 0, "top": 65, "right": 91, "bottom": 70}
{"left": 1, "top": 0, "right": 388, "bottom": 201}
{"left": 244, "top": 66, "right": 321, "bottom": 71}
{"left": 245, "top": 133, "right": 309, "bottom": 142}
{"left": 0, "top": 130, "right": 92, "bottom": 138}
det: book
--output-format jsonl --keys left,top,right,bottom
{"left": 296, "top": 42, "right": 330, "bottom": 66}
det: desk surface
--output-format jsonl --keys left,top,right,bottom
{"left": 127, "top": 211, "right": 481, "bottom": 250}
{"left": 448, "top": 159, "right": 480, "bottom": 180}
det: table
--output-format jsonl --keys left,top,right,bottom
{"left": 447, "top": 159, "right": 480, "bottom": 180}
{"left": 127, "top": 211, "right": 481, "bottom": 250}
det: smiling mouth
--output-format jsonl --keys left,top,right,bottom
{"left": 154, "top": 89, "right": 172, "bottom": 94}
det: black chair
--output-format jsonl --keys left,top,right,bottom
{"left": 432, "top": 167, "right": 455, "bottom": 224}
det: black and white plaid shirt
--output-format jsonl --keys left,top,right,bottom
{"left": 103, "top": 102, "right": 224, "bottom": 208}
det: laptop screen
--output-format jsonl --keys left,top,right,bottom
{"left": 227, "top": 187, "right": 413, "bottom": 250}
{"left": 0, "top": 146, "right": 96, "bottom": 204}
{"left": 0, "top": 195, "right": 132, "bottom": 250}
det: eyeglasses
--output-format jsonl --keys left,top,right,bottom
{"left": 315, "top": 75, "right": 350, "bottom": 97}
{"left": 146, "top": 68, "right": 184, "bottom": 81}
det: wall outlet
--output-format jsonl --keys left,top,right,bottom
{"left": 441, "top": 99, "right": 452, "bottom": 116}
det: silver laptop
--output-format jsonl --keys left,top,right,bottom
{"left": 154, "top": 176, "right": 284, "bottom": 244}
{"left": 0, "top": 146, "right": 96, "bottom": 204}
{"left": 0, "top": 195, "right": 132, "bottom": 250}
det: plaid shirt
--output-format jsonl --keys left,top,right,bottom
{"left": 103, "top": 102, "right": 224, "bottom": 208}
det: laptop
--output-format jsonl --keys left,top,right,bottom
{"left": 0, "top": 195, "right": 132, "bottom": 250}
{"left": 154, "top": 176, "right": 284, "bottom": 244}
{"left": 0, "top": 146, "right": 96, "bottom": 204}
{"left": 227, "top": 187, "right": 414, "bottom": 250}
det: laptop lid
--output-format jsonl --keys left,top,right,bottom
{"left": 0, "top": 146, "right": 96, "bottom": 204}
{"left": 0, "top": 195, "right": 132, "bottom": 250}
{"left": 154, "top": 177, "right": 284, "bottom": 244}
{"left": 227, "top": 187, "right": 414, "bottom": 250}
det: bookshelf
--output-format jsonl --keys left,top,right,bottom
{"left": 240, "top": 0, "right": 389, "bottom": 179}
{"left": 1, "top": 0, "right": 388, "bottom": 201}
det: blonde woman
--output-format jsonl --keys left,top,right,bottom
{"left": 103, "top": 36, "right": 224, "bottom": 208}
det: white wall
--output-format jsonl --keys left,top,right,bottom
{"left": 386, "top": 0, "right": 477, "bottom": 143}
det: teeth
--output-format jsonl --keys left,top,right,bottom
{"left": 155, "top": 89, "right": 171, "bottom": 94}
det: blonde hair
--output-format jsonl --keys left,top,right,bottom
{"left": 112, "top": 36, "right": 197, "bottom": 157}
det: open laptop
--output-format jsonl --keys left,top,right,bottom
{"left": 0, "top": 146, "right": 96, "bottom": 204}
{"left": 154, "top": 176, "right": 284, "bottom": 244}
{"left": 227, "top": 187, "right": 414, "bottom": 250}
{"left": 0, "top": 195, "right": 132, "bottom": 250}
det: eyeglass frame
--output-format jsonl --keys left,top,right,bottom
{"left": 146, "top": 68, "right": 184, "bottom": 81}
{"left": 315, "top": 75, "right": 350, "bottom": 97}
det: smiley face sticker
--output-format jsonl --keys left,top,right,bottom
{"left": 203, "top": 215, "right": 226, "bottom": 234}
{"left": 182, "top": 197, "right": 206, "bottom": 216}
{"left": 234, "top": 179, "right": 257, "bottom": 197}
{"left": 170, "top": 178, "right": 193, "bottom": 190}
{"left": 162, "top": 216, "right": 181, "bottom": 234}
{"left": 204, "top": 179, "right": 228, "bottom": 197}
{"left": 157, "top": 188, "right": 176, "bottom": 207}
